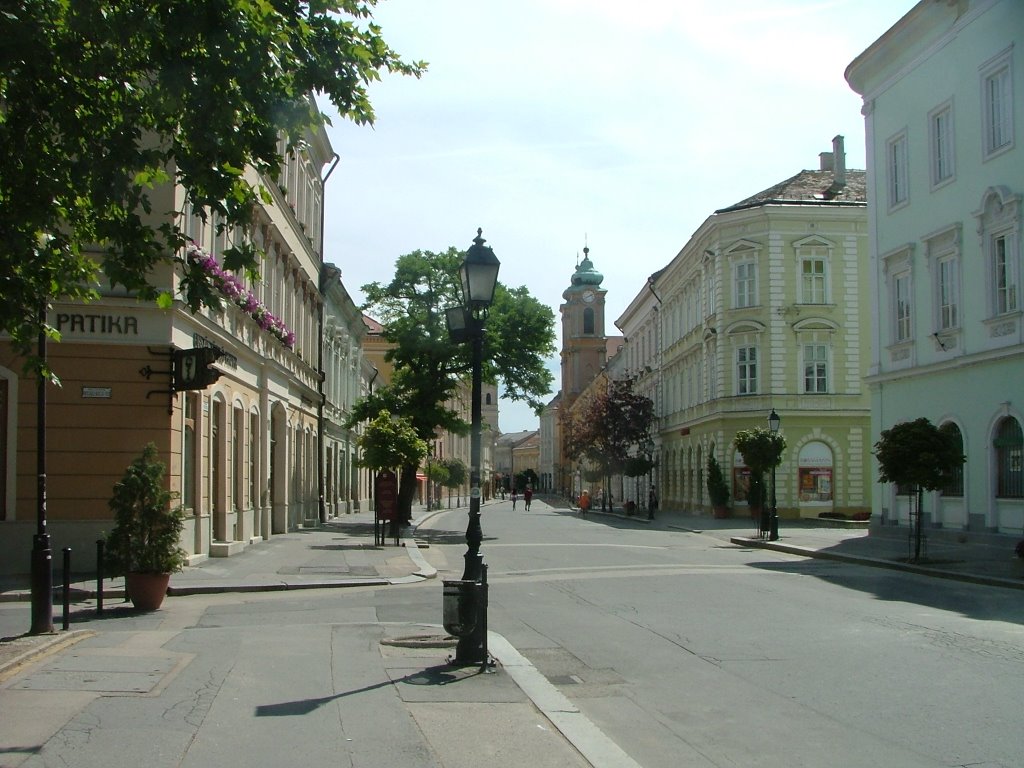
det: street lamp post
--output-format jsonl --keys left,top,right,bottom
{"left": 768, "top": 408, "right": 781, "bottom": 542}
{"left": 444, "top": 229, "right": 499, "bottom": 666}
{"left": 31, "top": 303, "right": 54, "bottom": 635}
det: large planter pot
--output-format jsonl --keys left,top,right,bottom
{"left": 126, "top": 572, "right": 171, "bottom": 611}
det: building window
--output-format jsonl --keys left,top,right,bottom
{"left": 250, "top": 412, "right": 259, "bottom": 509}
{"left": 183, "top": 394, "right": 197, "bottom": 511}
{"left": 941, "top": 423, "right": 964, "bottom": 497}
{"left": 981, "top": 50, "right": 1013, "bottom": 158}
{"left": 583, "top": 307, "right": 595, "bottom": 334}
{"left": 707, "top": 343, "right": 717, "bottom": 401}
{"left": 734, "top": 262, "right": 757, "bottom": 308}
{"left": 894, "top": 272, "right": 912, "bottom": 343}
{"left": 736, "top": 346, "right": 757, "bottom": 395}
{"left": 929, "top": 102, "right": 955, "bottom": 187}
{"left": 926, "top": 225, "right": 962, "bottom": 335}
{"left": 993, "top": 233, "right": 1018, "bottom": 314}
{"left": 211, "top": 399, "right": 223, "bottom": 517}
{"left": 233, "top": 406, "right": 244, "bottom": 513}
{"left": 975, "top": 187, "right": 1020, "bottom": 319}
{"left": 803, "top": 344, "right": 828, "bottom": 393}
{"left": 887, "top": 131, "right": 909, "bottom": 209}
{"left": 937, "top": 256, "right": 960, "bottom": 330}
{"left": 994, "top": 417, "right": 1023, "bottom": 498}
{"left": 800, "top": 256, "right": 827, "bottom": 304}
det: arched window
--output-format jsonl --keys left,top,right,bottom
{"left": 485, "top": 393, "right": 492, "bottom": 405}
{"left": 250, "top": 410, "right": 260, "bottom": 509}
{"left": 995, "top": 417, "right": 1023, "bottom": 498}
{"left": 583, "top": 307, "right": 595, "bottom": 335}
{"left": 183, "top": 393, "right": 197, "bottom": 512}
{"left": 940, "top": 423, "right": 964, "bottom": 497}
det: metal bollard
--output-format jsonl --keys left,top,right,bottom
{"left": 96, "top": 539, "right": 104, "bottom": 616}
{"left": 62, "top": 547, "right": 71, "bottom": 631}
{"left": 479, "top": 563, "right": 490, "bottom": 671}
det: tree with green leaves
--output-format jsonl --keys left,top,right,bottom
{"left": 515, "top": 469, "right": 539, "bottom": 492}
{"left": 348, "top": 246, "right": 556, "bottom": 521}
{"left": 440, "top": 457, "right": 468, "bottom": 508}
{"left": 424, "top": 460, "right": 449, "bottom": 510}
{"left": 623, "top": 455, "right": 655, "bottom": 510}
{"left": 356, "top": 411, "right": 427, "bottom": 476}
{"left": 874, "top": 417, "right": 965, "bottom": 561}
{"left": 0, "top": 0, "right": 424, "bottom": 362}
{"left": 706, "top": 454, "right": 730, "bottom": 515}
{"left": 734, "top": 427, "right": 786, "bottom": 533}
{"left": 563, "top": 377, "right": 655, "bottom": 509}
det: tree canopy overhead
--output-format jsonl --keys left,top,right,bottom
{"left": 0, "top": 0, "right": 425, "bottom": 355}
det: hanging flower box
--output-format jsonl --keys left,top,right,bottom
{"left": 186, "top": 243, "right": 296, "bottom": 349}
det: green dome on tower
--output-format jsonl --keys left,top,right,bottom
{"left": 566, "top": 246, "right": 603, "bottom": 296}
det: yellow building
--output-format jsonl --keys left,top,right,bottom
{"left": 649, "top": 138, "right": 872, "bottom": 519}
{"left": 1, "top": 125, "right": 340, "bottom": 574}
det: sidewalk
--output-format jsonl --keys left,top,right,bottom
{"left": 0, "top": 502, "right": 631, "bottom": 768}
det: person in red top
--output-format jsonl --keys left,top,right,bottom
{"left": 524, "top": 487, "right": 533, "bottom": 510}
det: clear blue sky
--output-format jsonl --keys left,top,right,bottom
{"left": 321, "top": 0, "right": 918, "bottom": 432}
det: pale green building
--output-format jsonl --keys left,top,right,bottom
{"left": 847, "top": 0, "right": 1024, "bottom": 534}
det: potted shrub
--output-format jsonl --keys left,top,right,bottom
{"left": 706, "top": 455, "right": 730, "bottom": 518}
{"left": 105, "top": 443, "right": 187, "bottom": 611}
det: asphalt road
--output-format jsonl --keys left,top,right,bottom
{"left": 414, "top": 498, "right": 1024, "bottom": 768}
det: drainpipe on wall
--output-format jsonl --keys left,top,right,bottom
{"left": 317, "top": 153, "right": 340, "bottom": 525}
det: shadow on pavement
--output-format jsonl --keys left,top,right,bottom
{"left": 254, "top": 663, "right": 480, "bottom": 717}
{"left": 744, "top": 556, "right": 1024, "bottom": 626}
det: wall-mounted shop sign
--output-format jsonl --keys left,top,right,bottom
{"left": 55, "top": 313, "right": 139, "bottom": 336}
{"left": 81, "top": 386, "right": 113, "bottom": 399}
{"left": 193, "top": 333, "right": 237, "bottom": 368}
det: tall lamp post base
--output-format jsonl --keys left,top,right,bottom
{"left": 30, "top": 534, "right": 54, "bottom": 635}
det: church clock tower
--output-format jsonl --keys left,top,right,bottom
{"left": 560, "top": 246, "right": 607, "bottom": 403}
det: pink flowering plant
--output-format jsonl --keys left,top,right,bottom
{"left": 186, "top": 243, "right": 295, "bottom": 349}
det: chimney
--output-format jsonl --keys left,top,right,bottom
{"left": 832, "top": 134, "right": 846, "bottom": 188}
{"left": 819, "top": 152, "right": 834, "bottom": 172}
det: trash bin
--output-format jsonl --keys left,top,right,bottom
{"left": 442, "top": 579, "right": 478, "bottom": 637}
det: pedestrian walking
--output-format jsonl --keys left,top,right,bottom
{"left": 524, "top": 487, "right": 533, "bottom": 510}
{"left": 511, "top": 490, "right": 518, "bottom": 510}
{"left": 648, "top": 484, "right": 658, "bottom": 520}
{"left": 579, "top": 489, "right": 590, "bottom": 515}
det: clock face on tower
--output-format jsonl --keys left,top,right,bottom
{"left": 582, "top": 290, "right": 595, "bottom": 303}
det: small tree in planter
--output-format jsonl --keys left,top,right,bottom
{"left": 734, "top": 427, "right": 786, "bottom": 533}
{"left": 873, "top": 418, "right": 964, "bottom": 562}
{"left": 106, "top": 443, "right": 187, "bottom": 610}
{"left": 706, "top": 455, "right": 730, "bottom": 517}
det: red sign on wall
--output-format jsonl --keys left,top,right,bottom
{"left": 375, "top": 470, "right": 399, "bottom": 521}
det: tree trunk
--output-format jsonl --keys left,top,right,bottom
{"left": 397, "top": 463, "right": 418, "bottom": 524}
{"left": 913, "top": 486, "right": 923, "bottom": 562}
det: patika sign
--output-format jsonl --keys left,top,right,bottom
{"left": 55, "top": 312, "right": 139, "bottom": 336}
